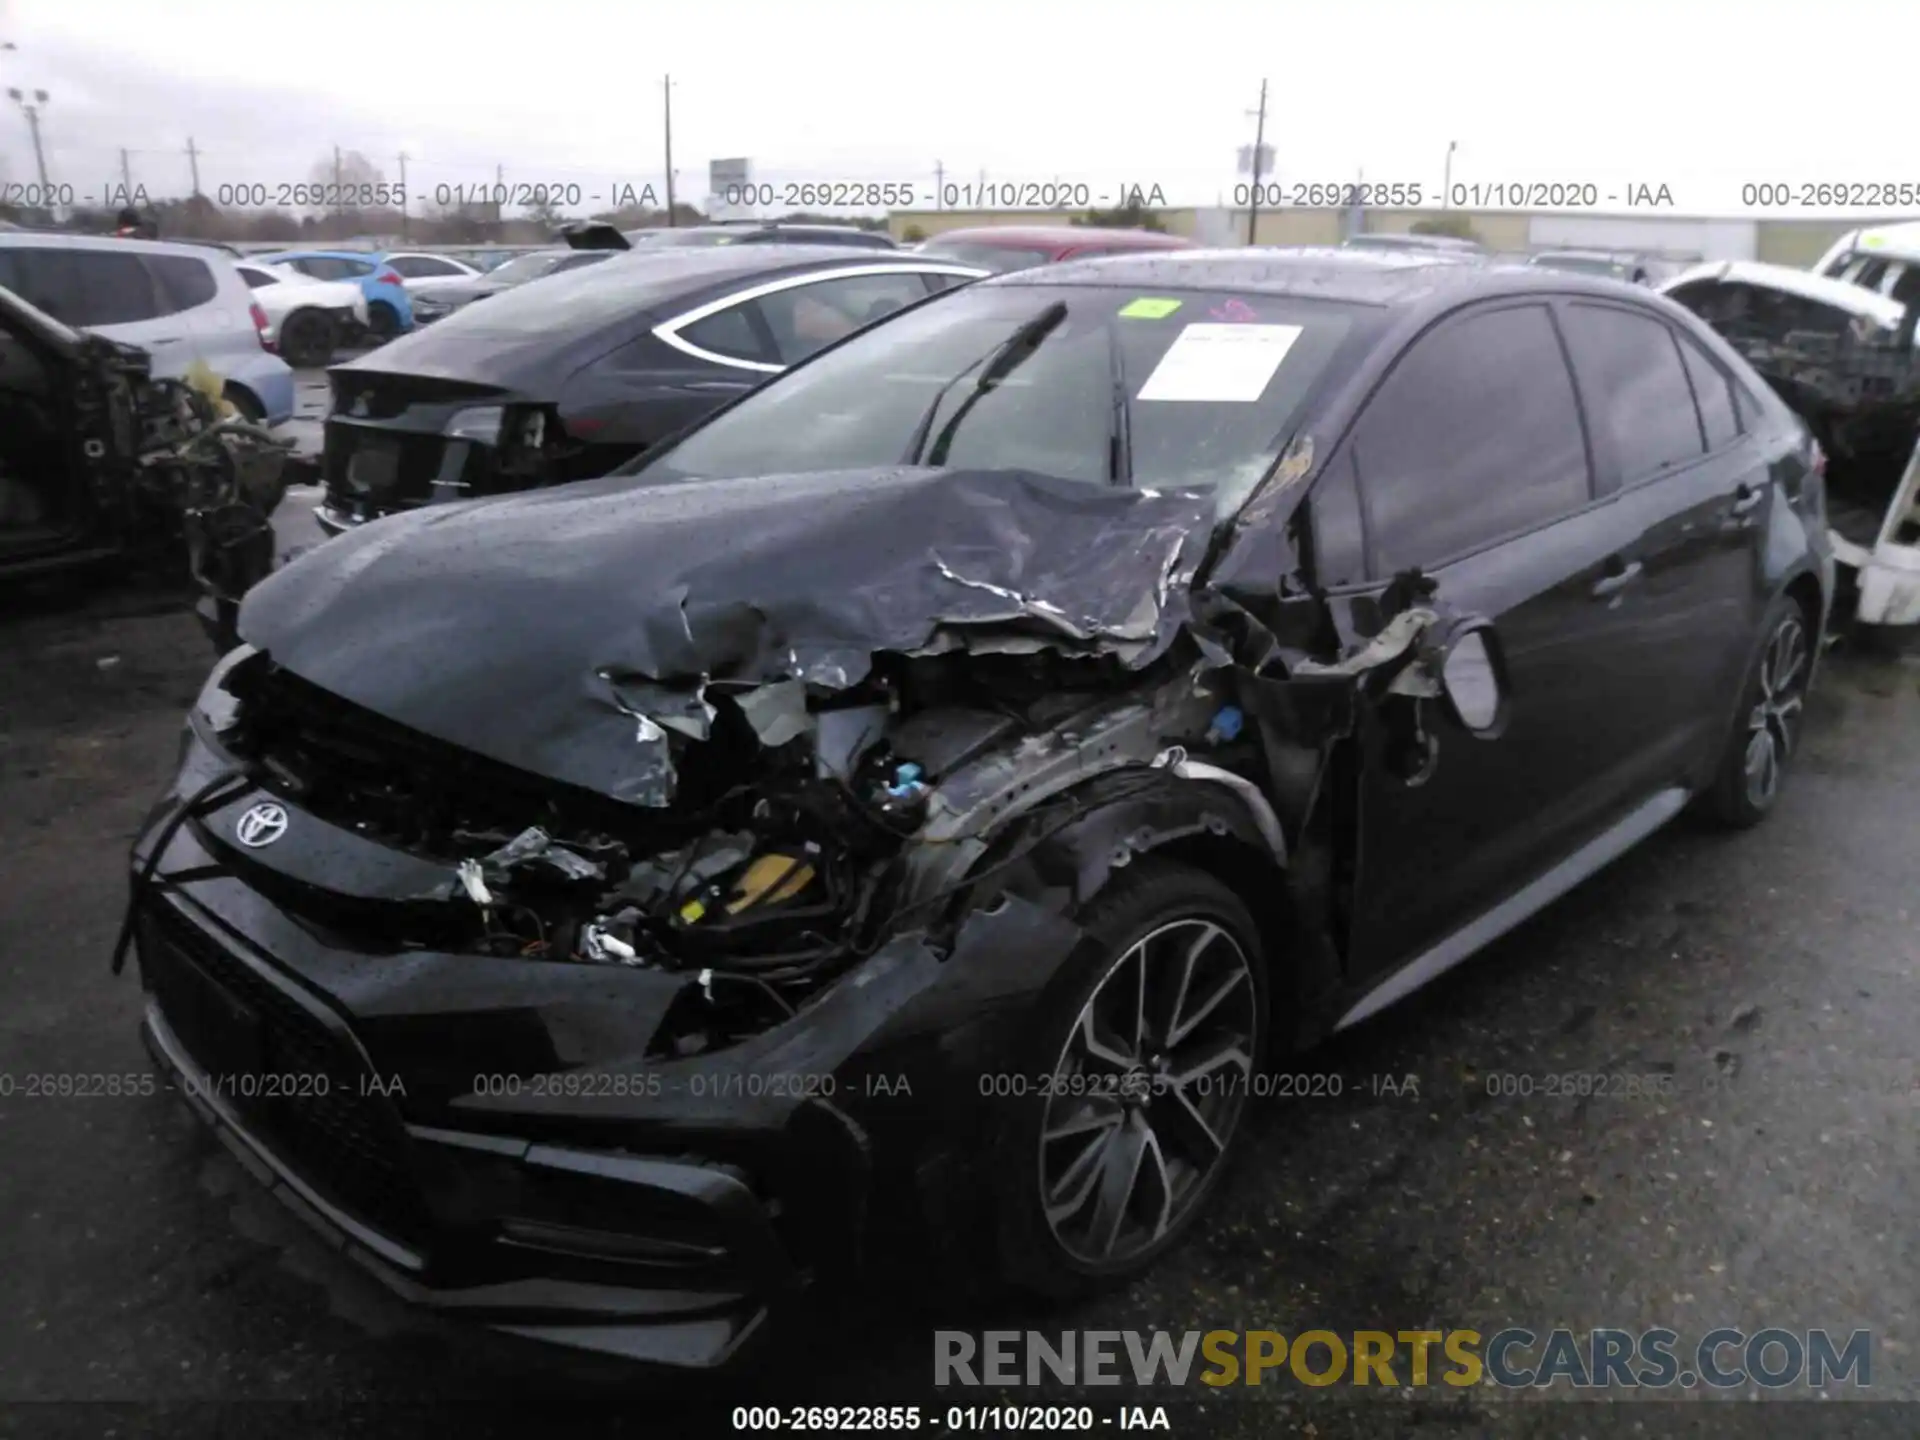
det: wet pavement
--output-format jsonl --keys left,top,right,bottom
{"left": 0, "top": 532, "right": 1915, "bottom": 1436}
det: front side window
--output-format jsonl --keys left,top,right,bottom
{"left": 1560, "top": 303, "right": 1706, "bottom": 485}
{"left": 1351, "top": 303, "right": 1590, "bottom": 574}
{"left": 632, "top": 283, "right": 1369, "bottom": 513}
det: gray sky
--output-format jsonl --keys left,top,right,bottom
{"left": 2, "top": 0, "right": 1913, "bottom": 218}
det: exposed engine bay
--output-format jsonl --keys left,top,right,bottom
{"left": 206, "top": 641, "right": 1253, "bottom": 1044}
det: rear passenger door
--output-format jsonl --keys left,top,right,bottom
{"left": 145, "top": 252, "right": 239, "bottom": 373}
{"left": 1555, "top": 299, "right": 1763, "bottom": 770}
{"left": 1313, "top": 300, "right": 1679, "bottom": 980}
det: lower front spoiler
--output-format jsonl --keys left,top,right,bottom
{"left": 140, "top": 1002, "right": 777, "bottom": 1369}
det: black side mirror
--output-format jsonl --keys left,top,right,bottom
{"left": 1437, "top": 620, "right": 1508, "bottom": 737}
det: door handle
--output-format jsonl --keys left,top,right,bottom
{"left": 1729, "top": 483, "right": 1764, "bottom": 516}
{"left": 147, "top": 336, "right": 184, "bottom": 345}
{"left": 1591, "top": 559, "right": 1644, "bottom": 598}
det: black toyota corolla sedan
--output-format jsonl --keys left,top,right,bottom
{"left": 124, "top": 249, "right": 1832, "bottom": 1368}
{"left": 315, "top": 245, "right": 985, "bottom": 534}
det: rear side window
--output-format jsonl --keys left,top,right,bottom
{"left": 922, "top": 271, "right": 972, "bottom": 294}
{"left": 387, "top": 255, "right": 465, "bottom": 278}
{"left": 238, "top": 267, "right": 276, "bottom": 289}
{"left": 145, "top": 255, "right": 219, "bottom": 314}
{"left": 0, "top": 246, "right": 164, "bottom": 327}
{"left": 1674, "top": 330, "right": 1740, "bottom": 450}
{"left": 1351, "top": 303, "right": 1591, "bottom": 574}
{"left": 1560, "top": 303, "right": 1705, "bottom": 486}
{"left": 679, "top": 302, "right": 775, "bottom": 365}
{"left": 757, "top": 272, "right": 930, "bottom": 364}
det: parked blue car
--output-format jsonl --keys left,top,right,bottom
{"left": 251, "top": 250, "right": 414, "bottom": 337}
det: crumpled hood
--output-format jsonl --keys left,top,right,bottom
{"left": 239, "top": 466, "right": 1215, "bottom": 804}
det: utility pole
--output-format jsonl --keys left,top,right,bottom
{"left": 119, "top": 146, "right": 133, "bottom": 201}
{"left": 1442, "top": 140, "right": 1458, "bottom": 209}
{"left": 495, "top": 161, "right": 504, "bottom": 236}
{"left": 398, "top": 151, "right": 410, "bottom": 240}
{"left": 185, "top": 135, "right": 201, "bottom": 196}
{"left": 662, "top": 74, "right": 676, "bottom": 225}
{"left": 934, "top": 159, "right": 945, "bottom": 209}
{"left": 1245, "top": 78, "right": 1268, "bottom": 246}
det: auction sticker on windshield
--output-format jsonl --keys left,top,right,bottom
{"left": 1136, "top": 323, "right": 1303, "bottom": 403}
{"left": 1118, "top": 296, "right": 1184, "bottom": 319}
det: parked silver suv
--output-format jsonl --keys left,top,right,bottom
{"left": 0, "top": 233, "right": 295, "bottom": 423}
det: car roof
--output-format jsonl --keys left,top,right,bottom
{"left": 1532, "top": 249, "right": 1631, "bottom": 262}
{"left": 253, "top": 248, "right": 373, "bottom": 260}
{"left": 437, "top": 246, "right": 979, "bottom": 323}
{"left": 1838, "top": 219, "right": 1920, "bottom": 264}
{"left": 1659, "top": 259, "right": 1908, "bottom": 326}
{"left": 0, "top": 231, "right": 237, "bottom": 263}
{"left": 985, "top": 247, "right": 1524, "bottom": 306}
{"left": 1344, "top": 232, "right": 1485, "bottom": 251}
{"left": 924, "top": 225, "right": 1193, "bottom": 249}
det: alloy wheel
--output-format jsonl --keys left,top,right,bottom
{"left": 1743, "top": 613, "right": 1807, "bottom": 811}
{"left": 1038, "top": 918, "right": 1257, "bottom": 1266}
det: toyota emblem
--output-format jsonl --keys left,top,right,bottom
{"left": 235, "top": 801, "right": 289, "bottom": 848}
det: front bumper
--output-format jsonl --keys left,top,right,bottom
{"left": 133, "top": 883, "right": 815, "bottom": 1366}
{"left": 123, "top": 730, "right": 1077, "bottom": 1362}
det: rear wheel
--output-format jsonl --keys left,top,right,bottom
{"left": 990, "top": 859, "right": 1268, "bottom": 1299}
{"left": 366, "top": 301, "right": 400, "bottom": 339}
{"left": 1704, "top": 592, "right": 1813, "bottom": 828}
{"left": 278, "top": 308, "right": 336, "bottom": 368}
{"left": 222, "top": 385, "right": 264, "bottom": 424}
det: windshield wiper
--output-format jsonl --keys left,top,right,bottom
{"left": 901, "top": 300, "right": 1069, "bottom": 467}
{"left": 1107, "top": 318, "right": 1131, "bottom": 486}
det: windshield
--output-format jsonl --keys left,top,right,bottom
{"left": 629, "top": 283, "right": 1369, "bottom": 515}
{"left": 483, "top": 252, "right": 569, "bottom": 285}
{"left": 920, "top": 240, "right": 1057, "bottom": 272}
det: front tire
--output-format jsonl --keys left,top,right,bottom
{"left": 990, "top": 859, "right": 1268, "bottom": 1300}
{"left": 1703, "top": 592, "right": 1813, "bottom": 828}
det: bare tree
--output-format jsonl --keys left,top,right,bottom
{"left": 308, "top": 149, "right": 387, "bottom": 192}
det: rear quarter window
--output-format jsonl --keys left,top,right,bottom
{"left": 145, "top": 255, "right": 220, "bottom": 314}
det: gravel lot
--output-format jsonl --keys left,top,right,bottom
{"left": 1, "top": 477, "right": 1916, "bottom": 1436}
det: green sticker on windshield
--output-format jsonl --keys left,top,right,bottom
{"left": 1118, "top": 297, "right": 1183, "bottom": 319}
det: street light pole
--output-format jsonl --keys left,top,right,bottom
{"left": 1443, "top": 140, "right": 1457, "bottom": 209}
{"left": 7, "top": 87, "right": 52, "bottom": 201}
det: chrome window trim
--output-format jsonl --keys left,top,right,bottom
{"left": 653, "top": 262, "right": 989, "bottom": 373}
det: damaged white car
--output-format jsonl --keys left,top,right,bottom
{"left": 1663, "top": 255, "right": 1920, "bottom": 628}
